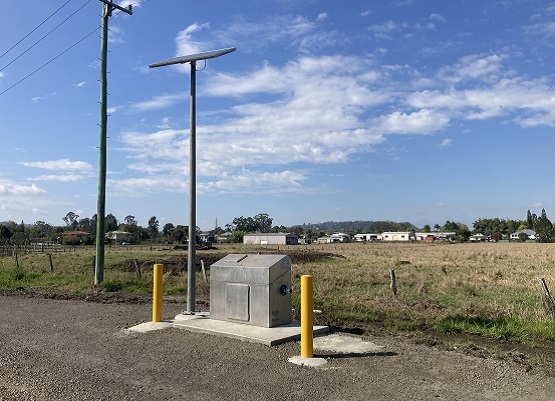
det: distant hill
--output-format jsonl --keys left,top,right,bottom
{"left": 294, "top": 220, "right": 418, "bottom": 234}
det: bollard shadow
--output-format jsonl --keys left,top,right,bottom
{"left": 313, "top": 351, "right": 398, "bottom": 359}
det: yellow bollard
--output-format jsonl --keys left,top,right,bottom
{"left": 152, "top": 263, "right": 163, "bottom": 322}
{"left": 301, "top": 274, "right": 313, "bottom": 358}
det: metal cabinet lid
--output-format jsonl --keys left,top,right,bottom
{"left": 210, "top": 254, "right": 291, "bottom": 284}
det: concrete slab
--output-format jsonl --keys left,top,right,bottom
{"left": 313, "top": 333, "right": 384, "bottom": 354}
{"left": 288, "top": 356, "right": 328, "bottom": 367}
{"left": 169, "top": 313, "right": 329, "bottom": 346}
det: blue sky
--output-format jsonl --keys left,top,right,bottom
{"left": 1, "top": 0, "right": 555, "bottom": 231}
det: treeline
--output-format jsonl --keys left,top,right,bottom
{"left": 3, "top": 208, "right": 555, "bottom": 245}
{"left": 0, "top": 213, "right": 192, "bottom": 246}
{"left": 297, "top": 220, "right": 418, "bottom": 234}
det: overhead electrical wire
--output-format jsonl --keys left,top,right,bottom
{"left": 0, "top": 0, "right": 149, "bottom": 97}
{"left": 0, "top": 25, "right": 100, "bottom": 97}
{"left": 0, "top": 0, "right": 94, "bottom": 72}
{"left": 0, "top": 0, "right": 74, "bottom": 62}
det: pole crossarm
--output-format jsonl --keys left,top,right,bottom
{"left": 98, "top": 0, "right": 133, "bottom": 16}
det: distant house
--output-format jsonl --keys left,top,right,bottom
{"left": 415, "top": 232, "right": 436, "bottom": 241}
{"left": 329, "top": 232, "right": 350, "bottom": 242}
{"left": 435, "top": 232, "right": 456, "bottom": 241}
{"left": 353, "top": 233, "right": 380, "bottom": 242}
{"left": 381, "top": 231, "right": 415, "bottom": 241}
{"left": 469, "top": 233, "right": 487, "bottom": 242}
{"left": 243, "top": 233, "right": 298, "bottom": 245}
{"left": 316, "top": 233, "right": 350, "bottom": 244}
{"left": 106, "top": 230, "right": 131, "bottom": 245}
{"left": 199, "top": 233, "right": 216, "bottom": 244}
{"left": 510, "top": 229, "right": 536, "bottom": 241}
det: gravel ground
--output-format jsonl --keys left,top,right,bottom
{"left": 1, "top": 295, "right": 554, "bottom": 401}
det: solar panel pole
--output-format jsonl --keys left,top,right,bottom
{"left": 149, "top": 47, "right": 236, "bottom": 313}
{"left": 187, "top": 60, "right": 197, "bottom": 313}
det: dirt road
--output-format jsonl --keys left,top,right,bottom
{"left": 1, "top": 295, "right": 554, "bottom": 400}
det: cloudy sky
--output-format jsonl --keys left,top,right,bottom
{"left": 1, "top": 0, "right": 555, "bottom": 230}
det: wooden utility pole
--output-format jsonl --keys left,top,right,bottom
{"left": 95, "top": 1, "right": 132, "bottom": 285}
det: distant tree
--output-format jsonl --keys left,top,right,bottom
{"left": 148, "top": 216, "right": 159, "bottom": 241}
{"left": 124, "top": 215, "right": 138, "bottom": 226}
{"left": 105, "top": 214, "right": 118, "bottom": 232}
{"left": 162, "top": 223, "right": 175, "bottom": 237}
{"left": 231, "top": 230, "right": 246, "bottom": 243}
{"left": 231, "top": 216, "right": 255, "bottom": 232}
{"left": 63, "top": 212, "right": 79, "bottom": 230}
{"left": 535, "top": 208, "right": 554, "bottom": 243}
{"left": 374, "top": 221, "right": 397, "bottom": 233}
{"left": 229, "top": 213, "right": 275, "bottom": 233}
{"left": 422, "top": 224, "right": 431, "bottom": 232}
{"left": 50, "top": 226, "right": 64, "bottom": 243}
{"left": 396, "top": 222, "right": 416, "bottom": 231}
{"left": 455, "top": 227, "right": 472, "bottom": 242}
{"left": 491, "top": 231, "right": 502, "bottom": 242}
{"left": 434, "top": 224, "right": 441, "bottom": 232}
{"left": 253, "top": 213, "right": 273, "bottom": 233}
{"left": 77, "top": 217, "right": 96, "bottom": 234}
{"left": 526, "top": 210, "right": 536, "bottom": 230}
{"left": 442, "top": 221, "right": 460, "bottom": 232}
{"left": 518, "top": 232, "right": 528, "bottom": 242}
{"left": 271, "top": 225, "right": 288, "bottom": 233}
{"left": 0, "top": 225, "right": 13, "bottom": 243}
{"left": 213, "top": 226, "right": 225, "bottom": 236}
{"left": 170, "top": 225, "right": 188, "bottom": 244}
{"left": 30, "top": 221, "right": 52, "bottom": 240}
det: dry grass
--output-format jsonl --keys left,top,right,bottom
{"left": 261, "top": 241, "right": 555, "bottom": 340}
{"left": 2, "top": 241, "right": 555, "bottom": 342}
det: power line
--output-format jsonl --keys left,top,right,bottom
{"left": 0, "top": 25, "right": 99, "bottom": 97}
{"left": 0, "top": 0, "right": 148, "bottom": 97}
{"left": 1, "top": 0, "right": 94, "bottom": 72}
{"left": 0, "top": 0, "right": 74, "bottom": 62}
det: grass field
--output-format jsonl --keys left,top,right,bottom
{"left": 2, "top": 241, "right": 555, "bottom": 345}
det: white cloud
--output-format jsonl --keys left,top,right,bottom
{"left": 28, "top": 174, "right": 85, "bottom": 182}
{"left": 429, "top": 13, "right": 445, "bottom": 22}
{"left": 216, "top": 15, "right": 318, "bottom": 52}
{"left": 119, "top": 32, "right": 555, "bottom": 198}
{"left": 439, "top": 138, "right": 453, "bottom": 147}
{"left": 31, "top": 92, "right": 57, "bottom": 102}
{"left": 316, "top": 13, "right": 328, "bottom": 22}
{"left": 373, "top": 109, "right": 450, "bottom": 135}
{"left": 128, "top": 93, "right": 187, "bottom": 113}
{"left": 117, "top": 0, "right": 139, "bottom": 9}
{"left": 0, "top": 181, "right": 45, "bottom": 196}
{"left": 524, "top": 21, "right": 555, "bottom": 38}
{"left": 175, "top": 23, "right": 211, "bottom": 57}
{"left": 438, "top": 53, "right": 507, "bottom": 83}
{"left": 108, "top": 26, "right": 125, "bottom": 44}
{"left": 19, "top": 159, "right": 92, "bottom": 172}
{"left": 368, "top": 20, "right": 399, "bottom": 36}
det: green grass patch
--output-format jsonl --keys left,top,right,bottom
{"left": 437, "top": 315, "right": 555, "bottom": 344}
